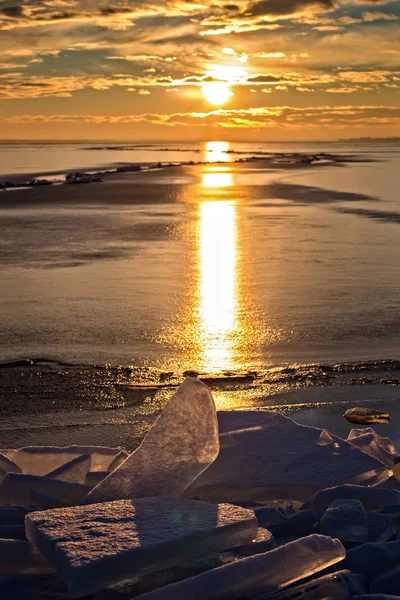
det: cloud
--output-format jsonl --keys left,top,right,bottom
{"left": 2, "top": 105, "right": 399, "bottom": 131}
{"left": 362, "top": 11, "right": 399, "bottom": 22}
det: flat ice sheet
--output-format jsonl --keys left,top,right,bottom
{"left": 25, "top": 497, "right": 257, "bottom": 597}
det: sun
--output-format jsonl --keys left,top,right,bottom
{"left": 202, "top": 82, "right": 233, "bottom": 106}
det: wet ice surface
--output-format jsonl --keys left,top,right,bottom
{"left": 2, "top": 362, "right": 400, "bottom": 450}
{"left": 0, "top": 147, "right": 400, "bottom": 373}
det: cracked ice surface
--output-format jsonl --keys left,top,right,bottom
{"left": 84, "top": 378, "right": 219, "bottom": 504}
{"left": 25, "top": 497, "right": 257, "bottom": 598}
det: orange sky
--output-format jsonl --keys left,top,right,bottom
{"left": 0, "top": 0, "right": 399, "bottom": 140}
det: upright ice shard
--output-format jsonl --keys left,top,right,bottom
{"left": 133, "top": 535, "right": 345, "bottom": 600}
{"left": 84, "top": 378, "right": 219, "bottom": 504}
{"left": 348, "top": 428, "right": 399, "bottom": 467}
{"left": 185, "top": 411, "right": 387, "bottom": 503}
{"left": 46, "top": 455, "right": 91, "bottom": 484}
{"left": 25, "top": 497, "right": 258, "bottom": 598}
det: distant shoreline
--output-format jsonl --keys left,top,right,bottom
{"left": 0, "top": 137, "right": 399, "bottom": 145}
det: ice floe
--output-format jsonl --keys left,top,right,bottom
{"left": 185, "top": 411, "right": 390, "bottom": 503}
{"left": 25, "top": 497, "right": 257, "bottom": 597}
{"left": 1, "top": 379, "right": 400, "bottom": 599}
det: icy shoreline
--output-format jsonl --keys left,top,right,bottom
{"left": 0, "top": 151, "right": 362, "bottom": 192}
{"left": 2, "top": 378, "right": 400, "bottom": 599}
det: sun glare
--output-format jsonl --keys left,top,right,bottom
{"left": 202, "top": 82, "right": 232, "bottom": 106}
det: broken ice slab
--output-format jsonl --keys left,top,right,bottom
{"left": 0, "top": 572, "right": 67, "bottom": 599}
{"left": 84, "top": 378, "right": 219, "bottom": 504}
{"left": 0, "top": 473, "right": 91, "bottom": 506}
{"left": 107, "top": 450, "right": 129, "bottom": 471}
{"left": 344, "top": 408, "right": 390, "bottom": 425}
{"left": 46, "top": 454, "right": 91, "bottom": 484}
{"left": 0, "top": 524, "right": 26, "bottom": 539}
{"left": 25, "top": 497, "right": 257, "bottom": 598}
{"left": 353, "top": 596, "right": 400, "bottom": 600}
{"left": 5, "top": 445, "right": 124, "bottom": 476}
{"left": 231, "top": 528, "right": 275, "bottom": 558}
{"left": 348, "top": 428, "right": 399, "bottom": 468}
{"left": 254, "top": 506, "right": 289, "bottom": 531}
{"left": 0, "top": 540, "right": 54, "bottom": 575}
{"left": 261, "top": 569, "right": 368, "bottom": 600}
{"left": 371, "top": 565, "right": 400, "bottom": 596}
{"left": 320, "top": 499, "right": 368, "bottom": 543}
{"left": 0, "top": 452, "right": 22, "bottom": 475}
{"left": 184, "top": 411, "right": 387, "bottom": 504}
{"left": 30, "top": 491, "right": 70, "bottom": 509}
{"left": 354, "top": 597, "right": 400, "bottom": 600}
{"left": 85, "top": 471, "right": 110, "bottom": 487}
{"left": 0, "top": 506, "right": 31, "bottom": 525}
{"left": 306, "top": 485, "right": 400, "bottom": 518}
{"left": 343, "top": 541, "right": 400, "bottom": 581}
{"left": 368, "top": 512, "right": 397, "bottom": 542}
{"left": 133, "top": 534, "right": 345, "bottom": 600}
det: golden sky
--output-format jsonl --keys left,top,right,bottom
{"left": 0, "top": 0, "right": 399, "bottom": 140}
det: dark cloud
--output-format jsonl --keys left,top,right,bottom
{"left": 243, "top": 0, "right": 334, "bottom": 18}
{"left": 246, "top": 74, "right": 280, "bottom": 82}
{"left": 0, "top": 2, "right": 24, "bottom": 18}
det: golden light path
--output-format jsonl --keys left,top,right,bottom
{"left": 205, "top": 141, "right": 231, "bottom": 163}
{"left": 198, "top": 161, "right": 238, "bottom": 371}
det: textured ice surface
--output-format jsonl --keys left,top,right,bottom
{"left": 4, "top": 446, "right": 122, "bottom": 475}
{"left": 320, "top": 499, "right": 368, "bottom": 542}
{"left": 0, "top": 473, "right": 90, "bottom": 506}
{"left": 348, "top": 429, "right": 399, "bottom": 467}
{"left": 46, "top": 454, "right": 91, "bottom": 483}
{"left": 185, "top": 411, "right": 386, "bottom": 503}
{"left": 133, "top": 534, "right": 345, "bottom": 600}
{"left": 264, "top": 569, "right": 368, "bottom": 600}
{"left": 307, "top": 485, "right": 400, "bottom": 517}
{"left": 85, "top": 379, "right": 219, "bottom": 504}
{"left": 371, "top": 566, "right": 400, "bottom": 596}
{"left": 25, "top": 497, "right": 257, "bottom": 598}
{"left": 368, "top": 512, "right": 397, "bottom": 542}
{"left": 343, "top": 541, "right": 400, "bottom": 580}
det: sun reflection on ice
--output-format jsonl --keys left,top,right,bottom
{"left": 197, "top": 170, "right": 238, "bottom": 371}
{"left": 205, "top": 141, "right": 231, "bottom": 163}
